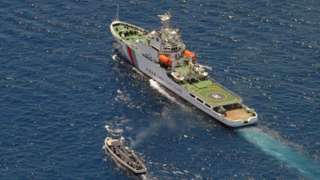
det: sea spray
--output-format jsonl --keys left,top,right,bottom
{"left": 149, "top": 79, "right": 190, "bottom": 111}
{"left": 105, "top": 125, "right": 124, "bottom": 137}
{"left": 238, "top": 127, "right": 320, "bottom": 179}
{"left": 131, "top": 106, "right": 177, "bottom": 148}
{"left": 130, "top": 120, "right": 163, "bottom": 148}
{"left": 149, "top": 79, "right": 177, "bottom": 103}
{"left": 112, "top": 54, "right": 118, "bottom": 61}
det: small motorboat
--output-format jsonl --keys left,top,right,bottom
{"left": 103, "top": 137, "right": 147, "bottom": 175}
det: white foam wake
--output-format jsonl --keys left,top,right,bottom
{"left": 149, "top": 79, "right": 177, "bottom": 103}
{"left": 238, "top": 127, "right": 320, "bottom": 179}
{"left": 112, "top": 54, "right": 118, "bottom": 61}
{"left": 105, "top": 125, "right": 123, "bottom": 136}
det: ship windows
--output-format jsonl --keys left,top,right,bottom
{"left": 205, "top": 103, "right": 211, "bottom": 108}
{"left": 191, "top": 94, "right": 212, "bottom": 108}
{"left": 196, "top": 98, "right": 203, "bottom": 103}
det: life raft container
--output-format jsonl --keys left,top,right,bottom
{"left": 159, "top": 54, "right": 172, "bottom": 66}
{"left": 183, "top": 50, "right": 196, "bottom": 62}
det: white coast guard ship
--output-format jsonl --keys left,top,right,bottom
{"left": 110, "top": 12, "right": 257, "bottom": 127}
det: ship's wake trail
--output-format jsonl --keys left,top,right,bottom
{"left": 238, "top": 127, "right": 320, "bottom": 179}
{"left": 148, "top": 75, "right": 320, "bottom": 179}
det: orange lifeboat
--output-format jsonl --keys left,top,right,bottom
{"left": 159, "top": 54, "right": 172, "bottom": 66}
{"left": 183, "top": 50, "right": 196, "bottom": 62}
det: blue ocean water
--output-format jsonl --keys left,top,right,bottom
{"left": 1, "top": 0, "right": 320, "bottom": 179}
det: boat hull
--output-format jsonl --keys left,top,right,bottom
{"left": 110, "top": 21, "right": 258, "bottom": 128}
{"left": 103, "top": 138, "right": 147, "bottom": 175}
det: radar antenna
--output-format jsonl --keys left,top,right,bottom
{"left": 158, "top": 12, "right": 171, "bottom": 29}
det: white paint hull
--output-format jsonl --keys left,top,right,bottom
{"left": 110, "top": 21, "right": 257, "bottom": 127}
{"left": 113, "top": 44, "right": 257, "bottom": 127}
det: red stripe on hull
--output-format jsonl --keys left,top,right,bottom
{"left": 127, "top": 46, "right": 136, "bottom": 66}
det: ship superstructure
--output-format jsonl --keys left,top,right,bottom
{"left": 110, "top": 12, "right": 257, "bottom": 127}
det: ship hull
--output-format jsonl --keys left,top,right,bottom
{"left": 110, "top": 21, "right": 257, "bottom": 128}
{"left": 103, "top": 138, "right": 147, "bottom": 175}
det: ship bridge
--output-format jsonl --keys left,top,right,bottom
{"left": 147, "top": 12, "right": 186, "bottom": 54}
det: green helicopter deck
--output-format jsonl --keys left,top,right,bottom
{"left": 182, "top": 79, "right": 242, "bottom": 108}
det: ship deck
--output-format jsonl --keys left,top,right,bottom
{"left": 174, "top": 62, "right": 192, "bottom": 76}
{"left": 112, "top": 22, "right": 148, "bottom": 44}
{"left": 182, "top": 79, "right": 241, "bottom": 107}
{"left": 225, "top": 108, "right": 254, "bottom": 121}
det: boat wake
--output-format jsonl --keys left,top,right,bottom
{"left": 149, "top": 78, "right": 320, "bottom": 178}
{"left": 149, "top": 79, "right": 177, "bottom": 103}
{"left": 112, "top": 54, "right": 118, "bottom": 61}
{"left": 104, "top": 116, "right": 130, "bottom": 137}
{"left": 105, "top": 125, "right": 124, "bottom": 137}
{"left": 111, "top": 54, "right": 320, "bottom": 178}
{"left": 238, "top": 127, "right": 320, "bottom": 179}
{"left": 149, "top": 79, "right": 188, "bottom": 110}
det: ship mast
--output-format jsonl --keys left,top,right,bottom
{"left": 157, "top": 12, "right": 186, "bottom": 71}
{"left": 158, "top": 12, "right": 171, "bottom": 29}
{"left": 113, "top": 4, "right": 120, "bottom": 21}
